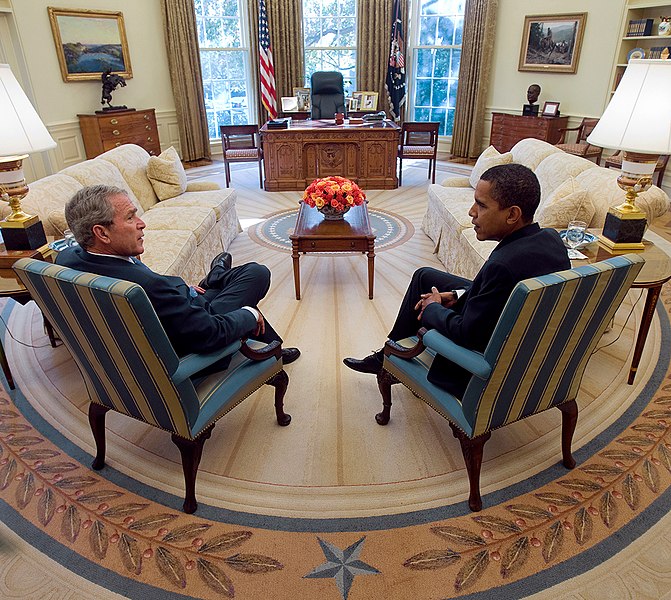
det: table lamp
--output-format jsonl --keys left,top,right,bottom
{"left": 587, "top": 59, "right": 671, "bottom": 251}
{"left": 0, "top": 63, "right": 55, "bottom": 250}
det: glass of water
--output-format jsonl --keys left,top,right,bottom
{"left": 565, "top": 220, "right": 587, "bottom": 250}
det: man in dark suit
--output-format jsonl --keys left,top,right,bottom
{"left": 343, "top": 163, "right": 570, "bottom": 396}
{"left": 57, "top": 184, "right": 299, "bottom": 365}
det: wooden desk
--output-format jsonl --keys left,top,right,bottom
{"left": 260, "top": 119, "right": 400, "bottom": 191}
{"left": 574, "top": 235, "right": 671, "bottom": 384}
{"left": 490, "top": 112, "right": 569, "bottom": 152}
{"left": 289, "top": 202, "right": 376, "bottom": 300}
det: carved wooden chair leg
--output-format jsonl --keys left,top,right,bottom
{"left": 172, "top": 426, "right": 214, "bottom": 514}
{"left": 450, "top": 423, "right": 491, "bottom": 512}
{"left": 267, "top": 370, "right": 291, "bottom": 426}
{"left": 557, "top": 399, "right": 578, "bottom": 469}
{"left": 375, "top": 369, "right": 398, "bottom": 425}
{"left": 224, "top": 161, "right": 231, "bottom": 187}
{"left": 398, "top": 156, "right": 403, "bottom": 186}
{"left": 88, "top": 403, "right": 110, "bottom": 470}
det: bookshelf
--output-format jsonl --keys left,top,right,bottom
{"left": 608, "top": 1, "right": 671, "bottom": 102}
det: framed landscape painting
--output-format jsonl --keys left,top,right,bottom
{"left": 518, "top": 13, "right": 587, "bottom": 74}
{"left": 48, "top": 7, "right": 133, "bottom": 82}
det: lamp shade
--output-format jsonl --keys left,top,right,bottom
{"left": 0, "top": 63, "right": 56, "bottom": 156}
{"left": 587, "top": 59, "right": 671, "bottom": 154}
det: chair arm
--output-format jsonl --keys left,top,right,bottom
{"left": 239, "top": 338, "right": 282, "bottom": 361}
{"left": 186, "top": 181, "right": 220, "bottom": 192}
{"left": 172, "top": 340, "right": 242, "bottom": 384}
{"left": 383, "top": 336, "right": 426, "bottom": 359}
{"left": 422, "top": 329, "right": 492, "bottom": 380}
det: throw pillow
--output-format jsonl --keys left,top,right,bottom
{"left": 536, "top": 177, "right": 594, "bottom": 229}
{"left": 147, "top": 146, "right": 187, "bottom": 201}
{"left": 469, "top": 145, "right": 513, "bottom": 188}
{"left": 47, "top": 210, "right": 68, "bottom": 236}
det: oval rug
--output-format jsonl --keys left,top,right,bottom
{"left": 247, "top": 207, "right": 415, "bottom": 253}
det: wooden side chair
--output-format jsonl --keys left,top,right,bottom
{"left": 398, "top": 122, "right": 440, "bottom": 186}
{"left": 603, "top": 152, "right": 669, "bottom": 188}
{"left": 220, "top": 124, "right": 263, "bottom": 188}
{"left": 373, "top": 254, "right": 644, "bottom": 512}
{"left": 14, "top": 258, "right": 292, "bottom": 514}
{"left": 555, "top": 117, "right": 603, "bottom": 163}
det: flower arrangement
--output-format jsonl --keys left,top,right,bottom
{"left": 302, "top": 176, "right": 366, "bottom": 213}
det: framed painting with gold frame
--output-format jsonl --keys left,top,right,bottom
{"left": 518, "top": 13, "right": 586, "bottom": 74}
{"left": 48, "top": 7, "right": 133, "bottom": 82}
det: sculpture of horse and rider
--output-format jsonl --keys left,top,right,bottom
{"left": 101, "top": 69, "right": 127, "bottom": 111}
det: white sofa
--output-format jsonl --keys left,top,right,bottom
{"left": 422, "top": 138, "right": 671, "bottom": 280}
{"left": 5, "top": 144, "right": 241, "bottom": 284}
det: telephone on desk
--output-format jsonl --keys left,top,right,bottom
{"left": 362, "top": 111, "right": 386, "bottom": 123}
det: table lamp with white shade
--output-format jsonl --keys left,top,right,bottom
{"left": 0, "top": 63, "right": 56, "bottom": 250}
{"left": 587, "top": 59, "right": 671, "bottom": 251}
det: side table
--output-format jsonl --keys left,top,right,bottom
{"left": 574, "top": 235, "right": 671, "bottom": 384}
{"left": 0, "top": 242, "right": 57, "bottom": 389}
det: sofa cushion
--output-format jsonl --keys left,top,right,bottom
{"left": 469, "top": 146, "right": 513, "bottom": 188}
{"left": 61, "top": 159, "right": 144, "bottom": 215}
{"left": 536, "top": 177, "right": 594, "bottom": 228}
{"left": 98, "top": 144, "right": 159, "bottom": 211}
{"left": 535, "top": 152, "right": 599, "bottom": 204}
{"left": 510, "top": 138, "right": 563, "bottom": 171}
{"left": 154, "top": 188, "right": 236, "bottom": 221}
{"left": 140, "top": 205, "right": 217, "bottom": 245}
{"left": 147, "top": 146, "right": 188, "bottom": 201}
{"left": 140, "top": 229, "right": 199, "bottom": 279}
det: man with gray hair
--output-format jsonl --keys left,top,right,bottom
{"left": 56, "top": 184, "right": 300, "bottom": 365}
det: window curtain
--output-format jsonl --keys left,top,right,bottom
{"left": 160, "top": 0, "right": 211, "bottom": 162}
{"left": 247, "top": 0, "right": 305, "bottom": 125}
{"left": 356, "top": 0, "right": 407, "bottom": 118}
{"left": 450, "top": 0, "right": 499, "bottom": 158}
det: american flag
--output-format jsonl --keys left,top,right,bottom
{"left": 385, "top": 0, "right": 406, "bottom": 121}
{"left": 258, "top": 0, "right": 277, "bottom": 120}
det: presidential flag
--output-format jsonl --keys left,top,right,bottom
{"left": 259, "top": 0, "right": 277, "bottom": 119}
{"left": 385, "top": 0, "right": 406, "bottom": 121}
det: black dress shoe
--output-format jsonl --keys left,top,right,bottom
{"left": 210, "top": 251, "right": 232, "bottom": 271}
{"left": 343, "top": 350, "right": 384, "bottom": 375}
{"left": 281, "top": 347, "right": 301, "bottom": 365}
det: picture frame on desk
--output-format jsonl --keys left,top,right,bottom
{"left": 48, "top": 7, "right": 132, "bottom": 82}
{"left": 541, "top": 101, "right": 560, "bottom": 117}
{"left": 294, "top": 87, "right": 311, "bottom": 112}
{"left": 518, "top": 13, "right": 586, "bottom": 74}
{"left": 281, "top": 96, "right": 299, "bottom": 112}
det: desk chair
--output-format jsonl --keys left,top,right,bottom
{"left": 14, "top": 258, "right": 291, "bottom": 514}
{"left": 398, "top": 122, "right": 440, "bottom": 185}
{"left": 603, "top": 152, "right": 669, "bottom": 188}
{"left": 220, "top": 125, "right": 263, "bottom": 188}
{"left": 310, "top": 72, "right": 346, "bottom": 120}
{"left": 373, "top": 254, "right": 644, "bottom": 511}
{"left": 555, "top": 118, "right": 603, "bottom": 164}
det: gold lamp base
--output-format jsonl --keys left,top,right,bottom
{"left": 599, "top": 151, "right": 656, "bottom": 252}
{"left": 0, "top": 155, "right": 47, "bottom": 251}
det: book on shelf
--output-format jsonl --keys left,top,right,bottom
{"left": 627, "top": 18, "right": 654, "bottom": 36}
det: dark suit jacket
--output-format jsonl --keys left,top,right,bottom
{"left": 56, "top": 247, "right": 257, "bottom": 357}
{"left": 421, "top": 223, "right": 571, "bottom": 395}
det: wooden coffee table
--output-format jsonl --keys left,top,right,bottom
{"left": 290, "top": 202, "right": 376, "bottom": 300}
{"left": 574, "top": 234, "right": 671, "bottom": 384}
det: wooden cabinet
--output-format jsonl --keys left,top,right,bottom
{"left": 489, "top": 112, "right": 569, "bottom": 153}
{"left": 608, "top": 2, "right": 671, "bottom": 101}
{"left": 78, "top": 108, "right": 161, "bottom": 159}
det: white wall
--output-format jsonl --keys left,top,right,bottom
{"left": 1, "top": 0, "right": 179, "bottom": 176}
{"left": 487, "top": 0, "right": 626, "bottom": 139}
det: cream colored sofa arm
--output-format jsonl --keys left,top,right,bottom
{"left": 186, "top": 181, "right": 221, "bottom": 192}
{"left": 440, "top": 176, "right": 472, "bottom": 188}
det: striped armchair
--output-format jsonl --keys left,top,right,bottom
{"left": 13, "top": 258, "right": 291, "bottom": 514}
{"left": 375, "top": 254, "right": 645, "bottom": 511}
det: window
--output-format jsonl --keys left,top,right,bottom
{"left": 195, "top": 0, "right": 252, "bottom": 139}
{"left": 409, "top": 0, "right": 464, "bottom": 136}
{"left": 303, "top": 0, "right": 356, "bottom": 95}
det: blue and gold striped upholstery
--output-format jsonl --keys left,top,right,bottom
{"left": 383, "top": 254, "right": 645, "bottom": 439}
{"left": 13, "top": 258, "right": 282, "bottom": 440}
